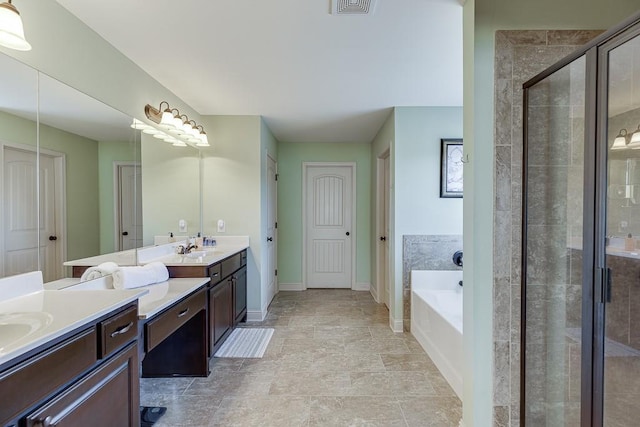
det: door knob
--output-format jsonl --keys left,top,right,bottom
{"left": 267, "top": 237, "right": 273, "bottom": 242}
{"left": 346, "top": 232, "right": 350, "bottom": 236}
{"left": 380, "top": 236, "right": 386, "bottom": 241}
{"left": 48, "top": 235, "right": 57, "bottom": 241}
{"left": 122, "top": 231, "right": 129, "bottom": 236}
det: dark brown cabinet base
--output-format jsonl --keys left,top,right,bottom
{"left": 0, "top": 304, "right": 140, "bottom": 427}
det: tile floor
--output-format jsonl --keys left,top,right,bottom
{"left": 140, "top": 289, "right": 462, "bottom": 426}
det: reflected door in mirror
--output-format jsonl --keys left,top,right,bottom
{"left": 117, "top": 164, "right": 142, "bottom": 250}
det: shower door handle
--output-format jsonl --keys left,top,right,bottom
{"left": 598, "top": 267, "right": 612, "bottom": 304}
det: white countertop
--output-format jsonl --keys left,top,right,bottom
{"left": 144, "top": 245, "right": 248, "bottom": 267}
{"left": 63, "top": 236, "right": 249, "bottom": 268}
{"left": 0, "top": 288, "right": 145, "bottom": 367}
{"left": 136, "top": 278, "right": 209, "bottom": 319}
{"left": 47, "top": 276, "right": 210, "bottom": 320}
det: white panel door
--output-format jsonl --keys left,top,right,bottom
{"left": 266, "top": 155, "right": 277, "bottom": 305}
{"left": 3, "top": 148, "right": 59, "bottom": 280}
{"left": 305, "top": 164, "right": 353, "bottom": 288}
{"left": 383, "top": 155, "right": 390, "bottom": 308}
{"left": 3, "top": 147, "right": 39, "bottom": 277}
{"left": 39, "top": 152, "right": 60, "bottom": 282}
{"left": 118, "top": 164, "right": 142, "bottom": 250}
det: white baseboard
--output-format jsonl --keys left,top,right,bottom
{"left": 246, "top": 310, "right": 266, "bottom": 322}
{"left": 279, "top": 283, "right": 304, "bottom": 291}
{"left": 370, "top": 284, "right": 379, "bottom": 302}
{"left": 389, "top": 316, "right": 403, "bottom": 333}
{"left": 353, "top": 282, "right": 371, "bottom": 291}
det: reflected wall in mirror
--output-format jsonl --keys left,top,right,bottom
{"left": 141, "top": 133, "right": 201, "bottom": 246}
{"left": 0, "top": 54, "right": 38, "bottom": 279}
{"left": 0, "top": 51, "right": 142, "bottom": 282}
{"left": 608, "top": 108, "right": 640, "bottom": 238}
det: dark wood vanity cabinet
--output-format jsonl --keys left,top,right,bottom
{"left": 0, "top": 304, "right": 140, "bottom": 427}
{"left": 233, "top": 265, "right": 247, "bottom": 324}
{"left": 209, "top": 279, "right": 233, "bottom": 355}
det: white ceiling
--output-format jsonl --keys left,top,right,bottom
{"left": 55, "top": 0, "right": 464, "bottom": 143}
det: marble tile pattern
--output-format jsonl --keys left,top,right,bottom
{"left": 140, "top": 290, "right": 462, "bottom": 426}
{"left": 402, "top": 235, "right": 463, "bottom": 330}
{"left": 493, "top": 30, "right": 603, "bottom": 427}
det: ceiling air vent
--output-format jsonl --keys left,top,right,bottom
{"left": 331, "top": 0, "right": 376, "bottom": 15}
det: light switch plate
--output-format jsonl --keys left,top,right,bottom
{"left": 217, "top": 219, "right": 225, "bottom": 233}
{"left": 179, "top": 219, "right": 187, "bottom": 233}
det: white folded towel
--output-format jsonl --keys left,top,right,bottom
{"left": 80, "top": 262, "right": 120, "bottom": 282}
{"left": 112, "top": 262, "right": 169, "bottom": 290}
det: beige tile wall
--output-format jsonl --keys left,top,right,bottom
{"left": 492, "top": 29, "right": 603, "bottom": 427}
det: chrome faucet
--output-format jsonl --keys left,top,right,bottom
{"left": 176, "top": 239, "right": 197, "bottom": 254}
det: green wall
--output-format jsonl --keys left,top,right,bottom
{"left": 98, "top": 140, "right": 139, "bottom": 253}
{"left": 200, "top": 115, "right": 264, "bottom": 316}
{"left": 277, "top": 141, "right": 371, "bottom": 286}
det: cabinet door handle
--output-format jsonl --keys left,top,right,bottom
{"left": 34, "top": 415, "right": 54, "bottom": 427}
{"left": 212, "top": 272, "right": 219, "bottom": 277}
{"left": 110, "top": 321, "right": 133, "bottom": 338}
{"left": 267, "top": 237, "right": 273, "bottom": 242}
{"left": 178, "top": 307, "right": 190, "bottom": 318}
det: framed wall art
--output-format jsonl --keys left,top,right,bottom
{"left": 440, "top": 138, "right": 463, "bottom": 198}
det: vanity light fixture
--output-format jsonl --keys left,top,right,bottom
{"left": 611, "top": 129, "right": 629, "bottom": 150}
{"left": 0, "top": 0, "right": 31, "bottom": 51}
{"left": 144, "top": 102, "right": 210, "bottom": 148}
{"left": 628, "top": 125, "right": 640, "bottom": 149}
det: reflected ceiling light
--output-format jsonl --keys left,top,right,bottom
{"left": 611, "top": 129, "right": 629, "bottom": 150}
{"left": 196, "top": 126, "right": 209, "bottom": 147}
{"left": 0, "top": 0, "right": 31, "bottom": 51}
{"left": 628, "top": 125, "right": 640, "bottom": 149}
{"left": 144, "top": 102, "right": 210, "bottom": 148}
{"left": 130, "top": 118, "right": 148, "bottom": 130}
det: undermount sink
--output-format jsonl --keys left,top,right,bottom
{"left": 0, "top": 312, "right": 54, "bottom": 352}
{"left": 184, "top": 251, "right": 207, "bottom": 259}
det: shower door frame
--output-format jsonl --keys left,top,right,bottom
{"left": 521, "top": 11, "right": 640, "bottom": 427}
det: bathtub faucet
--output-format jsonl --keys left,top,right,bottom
{"left": 452, "top": 250, "right": 463, "bottom": 267}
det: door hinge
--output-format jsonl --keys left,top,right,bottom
{"left": 275, "top": 269, "right": 278, "bottom": 276}
{"left": 275, "top": 173, "right": 278, "bottom": 181}
{"left": 275, "top": 222, "right": 278, "bottom": 229}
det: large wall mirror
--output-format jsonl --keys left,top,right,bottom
{"left": 0, "top": 51, "right": 201, "bottom": 282}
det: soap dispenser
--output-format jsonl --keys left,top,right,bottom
{"left": 168, "top": 232, "right": 176, "bottom": 243}
{"left": 625, "top": 233, "right": 635, "bottom": 251}
{"left": 195, "top": 232, "right": 203, "bottom": 248}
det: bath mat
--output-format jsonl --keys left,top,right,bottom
{"left": 214, "top": 327, "right": 274, "bottom": 358}
{"left": 140, "top": 406, "right": 167, "bottom": 427}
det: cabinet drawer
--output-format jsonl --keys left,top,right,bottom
{"left": 209, "top": 263, "right": 222, "bottom": 284}
{"left": 145, "top": 289, "right": 206, "bottom": 352}
{"left": 221, "top": 253, "right": 241, "bottom": 278}
{"left": 98, "top": 305, "right": 138, "bottom": 359}
{"left": 25, "top": 343, "right": 138, "bottom": 427}
{"left": 0, "top": 328, "right": 97, "bottom": 424}
{"left": 240, "top": 250, "right": 247, "bottom": 267}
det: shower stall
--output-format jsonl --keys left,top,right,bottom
{"left": 522, "top": 11, "right": 640, "bottom": 427}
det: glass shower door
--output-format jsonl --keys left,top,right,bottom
{"left": 602, "top": 28, "right": 640, "bottom": 427}
{"left": 523, "top": 55, "right": 586, "bottom": 426}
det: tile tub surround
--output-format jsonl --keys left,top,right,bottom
{"left": 403, "top": 235, "right": 462, "bottom": 331}
{"left": 140, "top": 289, "right": 462, "bottom": 426}
{"left": 493, "top": 30, "right": 603, "bottom": 426}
